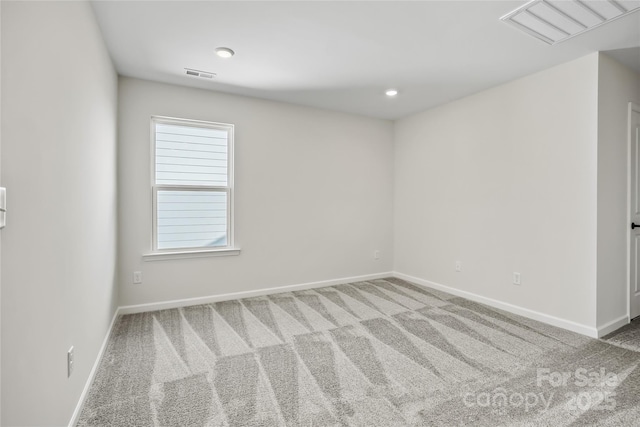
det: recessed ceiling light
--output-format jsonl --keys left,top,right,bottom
{"left": 215, "top": 47, "right": 235, "bottom": 58}
{"left": 385, "top": 89, "right": 398, "bottom": 97}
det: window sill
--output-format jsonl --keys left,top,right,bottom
{"left": 142, "top": 247, "right": 241, "bottom": 262}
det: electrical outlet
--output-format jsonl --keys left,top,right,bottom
{"left": 67, "top": 346, "right": 74, "bottom": 377}
{"left": 513, "top": 272, "right": 521, "bottom": 285}
{"left": 374, "top": 250, "right": 380, "bottom": 260}
{"left": 133, "top": 271, "right": 142, "bottom": 284}
{"left": 455, "top": 261, "right": 462, "bottom": 272}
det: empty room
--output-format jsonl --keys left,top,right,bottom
{"left": 2, "top": 0, "right": 640, "bottom": 426}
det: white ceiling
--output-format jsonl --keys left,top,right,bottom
{"left": 90, "top": 1, "right": 640, "bottom": 120}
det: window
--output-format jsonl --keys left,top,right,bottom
{"left": 151, "top": 116, "right": 234, "bottom": 254}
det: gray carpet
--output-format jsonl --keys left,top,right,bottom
{"left": 78, "top": 278, "right": 640, "bottom": 426}
{"left": 602, "top": 319, "right": 640, "bottom": 352}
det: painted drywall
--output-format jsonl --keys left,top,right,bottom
{"left": 1, "top": 2, "right": 118, "bottom": 425}
{"left": 394, "top": 53, "right": 599, "bottom": 328}
{"left": 596, "top": 53, "right": 640, "bottom": 328}
{"left": 0, "top": 2, "right": 3, "bottom": 423}
{"left": 118, "top": 77, "right": 393, "bottom": 306}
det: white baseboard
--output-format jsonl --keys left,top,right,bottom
{"left": 393, "top": 272, "right": 600, "bottom": 338}
{"left": 118, "top": 272, "right": 394, "bottom": 315}
{"left": 68, "top": 307, "right": 120, "bottom": 427}
{"left": 597, "top": 315, "right": 629, "bottom": 338}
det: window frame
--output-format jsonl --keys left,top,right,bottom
{"left": 149, "top": 115, "right": 236, "bottom": 257}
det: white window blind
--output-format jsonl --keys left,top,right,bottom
{"left": 152, "top": 117, "right": 233, "bottom": 251}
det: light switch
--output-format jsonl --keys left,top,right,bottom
{"left": 0, "top": 187, "right": 6, "bottom": 229}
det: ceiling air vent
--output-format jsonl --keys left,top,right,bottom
{"left": 184, "top": 68, "right": 216, "bottom": 79}
{"left": 501, "top": 0, "right": 640, "bottom": 45}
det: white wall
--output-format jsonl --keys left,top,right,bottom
{"left": 596, "top": 53, "right": 640, "bottom": 328}
{"left": 0, "top": 2, "right": 3, "bottom": 422}
{"left": 118, "top": 77, "right": 394, "bottom": 306}
{"left": 394, "top": 54, "right": 600, "bottom": 328}
{"left": 1, "top": 2, "right": 118, "bottom": 425}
